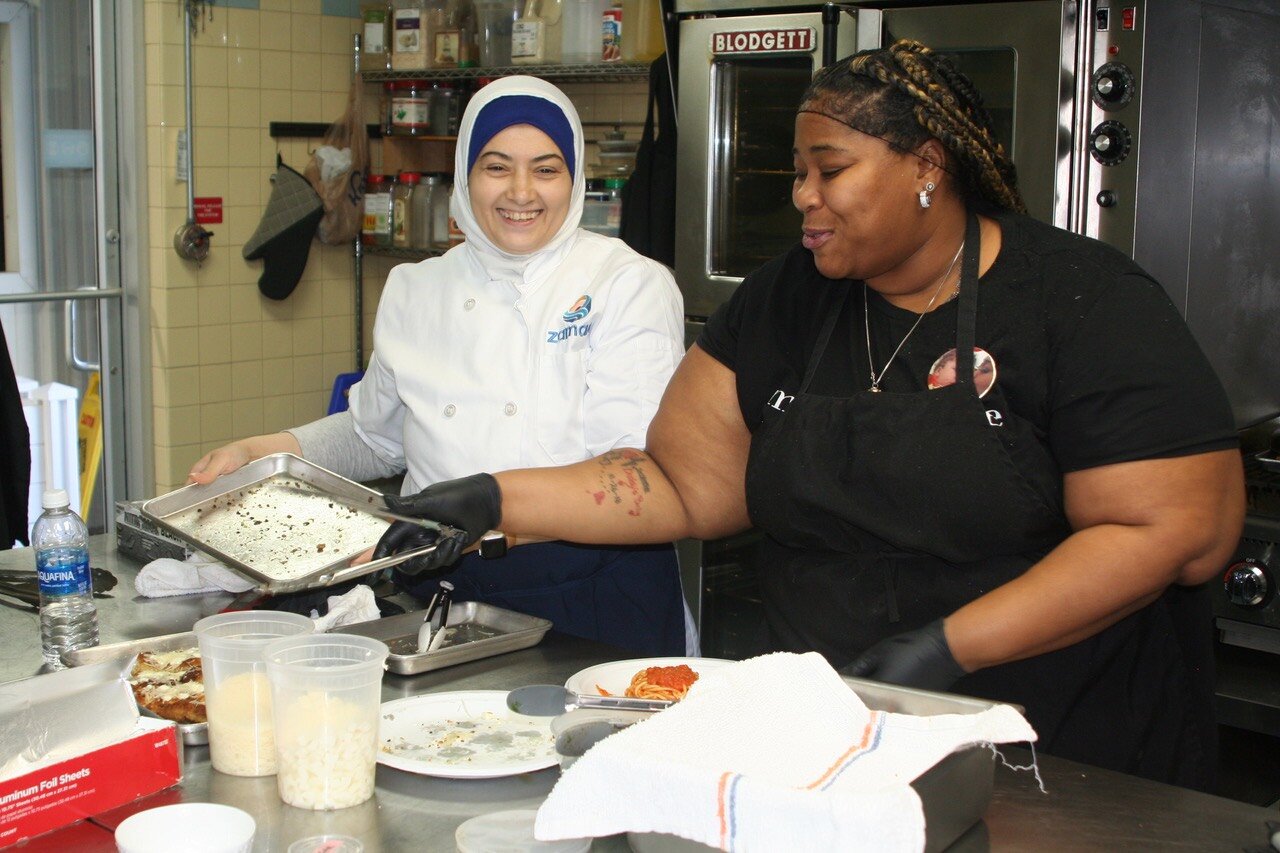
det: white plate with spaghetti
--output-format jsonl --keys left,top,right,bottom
{"left": 377, "top": 691, "right": 558, "bottom": 779}
{"left": 565, "top": 657, "right": 734, "bottom": 702}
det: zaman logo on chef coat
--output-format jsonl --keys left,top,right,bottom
{"left": 710, "top": 28, "right": 815, "bottom": 55}
{"left": 548, "top": 295, "right": 593, "bottom": 343}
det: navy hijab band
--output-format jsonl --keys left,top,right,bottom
{"left": 466, "top": 94, "right": 576, "bottom": 178}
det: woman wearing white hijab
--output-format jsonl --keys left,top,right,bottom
{"left": 192, "top": 77, "right": 689, "bottom": 655}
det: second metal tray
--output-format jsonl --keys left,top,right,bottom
{"left": 140, "top": 453, "right": 452, "bottom": 594}
{"left": 335, "top": 602, "right": 552, "bottom": 675}
{"left": 62, "top": 631, "right": 207, "bottom": 747}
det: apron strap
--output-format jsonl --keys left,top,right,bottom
{"left": 955, "top": 212, "right": 981, "bottom": 389}
{"left": 800, "top": 283, "right": 850, "bottom": 394}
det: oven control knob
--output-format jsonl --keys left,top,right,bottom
{"left": 1091, "top": 62, "right": 1135, "bottom": 110}
{"left": 1223, "top": 560, "right": 1270, "bottom": 607}
{"left": 1089, "top": 121, "right": 1132, "bottom": 166}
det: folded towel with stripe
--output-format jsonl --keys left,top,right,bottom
{"left": 535, "top": 651, "right": 1036, "bottom": 852}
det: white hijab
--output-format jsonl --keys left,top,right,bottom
{"left": 450, "top": 76, "right": 586, "bottom": 284}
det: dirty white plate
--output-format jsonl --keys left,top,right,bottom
{"left": 377, "top": 691, "right": 557, "bottom": 779}
{"left": 565, "top": 657, "right": 733, "bottom": 699}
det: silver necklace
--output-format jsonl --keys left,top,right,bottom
{"left": 864, "top": 240, "right": 965, "bottom": 392}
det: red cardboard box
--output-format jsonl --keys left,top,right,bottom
{"left": 0, "top": 717, "right": 181, "bottom": 848}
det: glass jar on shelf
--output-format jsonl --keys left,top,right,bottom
{"left": 412, "top": 173, "right": 440, "bottom": 249}
{"left": 429, "top": 174, "right": 453, "bottom": 249}
{"left": 392, "top": 172, "right": 420, "bottom": 248}
{"left": 389, "top": 80, "right": 434, "bottom": 136}
{"left": 431, "top": 82, "right": 462, "bottom": 136}
{"left": 363, "top": 174, "right": 395, "bottom": 248}
{"left": 426, "top": 0, "right": 465, "bottom": 68}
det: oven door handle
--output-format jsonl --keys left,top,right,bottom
{"left": 822, "top": 3, "right": 852, "bottom": 67}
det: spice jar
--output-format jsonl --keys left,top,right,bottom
{"left": 392, "top": 172, "right": 420, "bottom": 247}
{"left": 392, "top": 0, "right": 429, "bottom": 70}
{"left": 412, "top": 173, "right": 440, "bottom": 249}
{"left": 360, "top": 2, "right": 392, "bottom": 69}
{"left": 430, "top": 82, "right": 462, "bottom": 137}
{"left": 389, "top": 80, "right": 434, "bottom": 136}
{"left": 363, "top": 174, "right": 394, "bottom": 248}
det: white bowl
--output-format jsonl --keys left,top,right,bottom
{"left": 115, "top": 803, "right": 255, "bottom": 853}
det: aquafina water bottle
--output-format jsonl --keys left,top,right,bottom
{"left": 32, "top": 489, "right": 99, "bottom": 668}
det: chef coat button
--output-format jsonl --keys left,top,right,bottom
{"left": 443, "top": 404, "right": 456, "bottom": 417}
{"left": 463, "top": 298, "right": 476, "bottom": 311}
{"left": 503, "top": 402, "right": 517, "bottom": 416}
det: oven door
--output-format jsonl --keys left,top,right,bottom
{"left": 675, "top": 11, "right": 870, "bottom": 321}
{"left": 881, "top": 1, "right": 1073, "bottom": 230}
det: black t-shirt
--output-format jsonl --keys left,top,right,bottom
{"left": 699, "top": 212, "right": 1237, "bottom": 475}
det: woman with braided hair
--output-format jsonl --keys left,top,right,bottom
{"left": 373, "top": 42, "right": 1244, "bottom": 789}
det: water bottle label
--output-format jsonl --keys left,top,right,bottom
{"left": 36, "top": 551, "right": 91, "bottom": 596}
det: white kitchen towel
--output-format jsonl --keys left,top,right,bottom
{"left": 134, "top": 551, "right": 255, "bottom": 597}
{"left": 535, "top": 652, "right": 1037, "bottom": 853}
{"left": 310, "top": 583, "right": 380, "bottom": 632}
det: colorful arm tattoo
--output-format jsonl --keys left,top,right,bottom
{"left": 588, "top": 449, "right": 651, "bottom": 517}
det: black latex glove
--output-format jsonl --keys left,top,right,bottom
{"left": 840, "top": 619, "right": 967, "bottom": 692}
{"left": 372, "top": 474, "right": 502, "bottom": 576}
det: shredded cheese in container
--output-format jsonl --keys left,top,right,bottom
{"left": 206, "top": 671, "right": 277, "bottom": 776}
{"left": 275, "top": 690, "right": 378, "bottom": 809}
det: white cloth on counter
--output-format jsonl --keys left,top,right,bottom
{"left": 310, "top": 584, "right": 380, "bottom": 632}
{"left": 134, "top": 551, "right": 255, "bottom": 597}
{"left": 535, "top": 652, "right": 1037, "bottom": 853}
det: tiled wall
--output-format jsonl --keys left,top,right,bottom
{"left": 142, "top": 0, "right": 648, "bottom": 494}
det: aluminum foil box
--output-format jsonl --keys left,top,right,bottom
{"left": 0, "top": 716, "right": 181, "bottom": 847}
{"left": 0, "top": 659, "right": 183, "bottom": 847}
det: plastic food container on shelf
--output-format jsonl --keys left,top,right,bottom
{"left": 477, "top": 0, "right": 520, "bottom": 67}
{"left": 560, "top": 0, "right": 611, "bottom": 63}
{"left": 388, "top": 80, "right": 434, "bottom": 136}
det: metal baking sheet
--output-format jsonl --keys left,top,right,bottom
{"left": 62, "top": 631, "right": 207, "bottom": 747}
{"left": 335, "top": 602, "right": 552, "bottom": 675}
{"left": 139, "top": 453, "right": 453, "bottom": 594}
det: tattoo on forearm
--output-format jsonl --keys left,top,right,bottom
{"left": 588, "top": 449, "right": 651, "bottom": 517}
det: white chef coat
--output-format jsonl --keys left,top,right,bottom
{"left": 347, "top": 230, "right": 684, "bottom": 494}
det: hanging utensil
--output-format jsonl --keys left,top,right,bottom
{"left": 173, "top": 0, "right": 214, "bottom": 265}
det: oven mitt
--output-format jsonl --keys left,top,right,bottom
{"left": 242, "top": 156, "right": 323, "bottom": 300}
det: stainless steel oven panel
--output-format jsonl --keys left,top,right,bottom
{"left": 676, "top": 10, "right": 868, "bottom": 319}
{"left": 1078, "top": 0, "right": 1144, "bottom": 251}
{"left": 676, "top": 0, "right": 840, "bottom": 14}
{"left": 880, "top": 1, "right": 1072, "bottom": 231}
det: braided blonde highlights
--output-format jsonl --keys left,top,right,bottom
{"left": 804, "top": 40, "right": 1027, "bottom": 214}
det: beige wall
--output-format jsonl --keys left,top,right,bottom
{"left": 142, "top": 0, "right": 648, "bottom": 494}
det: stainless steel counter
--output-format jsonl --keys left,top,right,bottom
{"left": 2, "top": 538, "right": 1277, "bottom": 852}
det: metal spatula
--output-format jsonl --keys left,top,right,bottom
{"left": 506, "top": 684, "right": 673, "bottom": 716}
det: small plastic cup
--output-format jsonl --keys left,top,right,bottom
{"left": 287, "top": 834, "right": 364, "bottom": 853}
{"left": 195, "top": 610, "right": 315, "bottom": 777}
{"left": 115, "top": 803, "right": 255, "bottom": 853}
{"left": 263, "top": 634, "right": 389, "bottom": 810}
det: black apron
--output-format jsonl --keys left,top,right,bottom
{"left": 744, "top": 215, "right": 1216, "bottom": 789}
